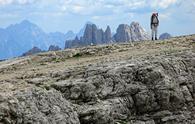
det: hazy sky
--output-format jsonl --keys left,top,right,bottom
{"left": 0, "top": 0, "right": 195, "bottom": 36}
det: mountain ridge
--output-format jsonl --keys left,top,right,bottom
{"left": 0, "top": 20, "right": 76, "bottom": 60}
{"left": 66, "top": 22, "right": 150, "bottom": 48}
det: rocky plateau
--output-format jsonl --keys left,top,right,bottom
{"left": 0, "top": 35, "right": 195, "bottom": 124}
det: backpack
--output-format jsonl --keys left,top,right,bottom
{"left": 151, "top": 13, "right": 159, "bottom": 25}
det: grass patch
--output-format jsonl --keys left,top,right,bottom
{"left": 52, "top": 57, "right": 65, "bottom": 63}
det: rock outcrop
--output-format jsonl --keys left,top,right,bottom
{"left": 104, "top": 26, "right": 112, "bottom": 43}
{"left": 114, "top": 24, "right": 132, "bottom": 42}
{"left": 0, "top": 88, "right": 80, "bottom": 124}
{"left": 159, "top": 33, "right": 172, "bottom": 40}
{"left": 1, "top": 35, "right": 195, "bottom": 124}
{"left": 114, "top": 22, "right": 150, "bottom": 42}
{"left": 66, "top": 22, "right": 149, "bottom": 49}
{"left": 50, "top": 51, "right": 195, "bottom": 124}
{"left": 22, "top": 46, "right": 43, "bottom": 56}
{"left": 65, "top": 24, "right": 113, "bottom": 48}
{"left": 48, "top": 45, "right": 61, "bottom": 51}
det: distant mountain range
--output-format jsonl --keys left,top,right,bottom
{"left": 0, "top": 20, "right": 76, "bottom": 60}
{"left": 66, "top": 22, "right": 150, "bottom": 48}
{"left": 0, "top": 20, "right": 152, "bottom": 60}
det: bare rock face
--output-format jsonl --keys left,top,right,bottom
{"left": 114, "top": 22, "right": 150, "bottom": 42}
{"left": 66, "top": 22, "right": 150, "bottom": 48}
{"left": 104, "top": 26, "right": 112, "bottom": 43}
{"left": 65, "top": 24, "right": 112, "bottom": 48}
{"left": 96, "top": 29, "right": 104, "bottom": 44}
{"left": 129, "top": 22, "right": 150, "bottom": 41}
{"left": 0, "top": 87, "right": 80, "bottom": 124}
{"left": 83, "top": 24, "right": 94, "bottom": 45}
{"left": 114, "top": 24, "right": 132, "bottom": 42}
{"left": 82, "top": 24, "right": 107, "bottom": 45}
{"left": 50, "top": 51, "right": 195, "bottom": 124}
{"left": 1, "top": 35, "right": 195, "bottom": 124}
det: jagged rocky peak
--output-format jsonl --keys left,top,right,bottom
{"left": 83, "top": 24, "right": 112, "bottom": 44}
{"left": 114, "top": 24, "right": 132, "bottom": 42}
{"left": 48, "top": 45, "right": 61, "bottom": 51}
{"left": 6, "top": 20, "right": 44, "bottom": 35}
{"left": 105, "top": 25, "right": 111, "bottom": 34}
{"left": 13, "top": 20, "right": 34, "bottom": 28}
{"left": 76, "top": 21, "right": 94, "bottom": 38}
{"left": 83, "top": 24, "right": 94, "bottom": 44}
{"left": 130, "top": 21, "right": 150, "bottom": 41}
{"left": 22, "top": 46, "right": 43, "bottom": 56}
{"left": 66, "top": 23, "right": 113, "bottom": 48}
{"left": 114, "top": 22, "right": 150, "bottom": 42}
{"left": 66, "top": 22, "right": 150, "bottom": 48}
{"left": 97, "top": 29, "right": 104, "bottom": 44}
{"left": 0, "top": 20, "right": 69, "bottom": 60}
{"left": 104, "top": 26, "right": 112, "bottom": 43}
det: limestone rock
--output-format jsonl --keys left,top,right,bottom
{"left": 104, "top": 26, "right": 112, "bottom": 43}
{"left": 114, "top": 22, "right": 150, "bottom": 42}
{"left": 129, "top": 22, "right": 150, "bottom": 41}
{"left": 1, "top": 35, "right": 195, "bottom": 124}
{"left": 114, "top": 24, "right": 132, "bottom": 42}
{"left": 0, "top": 87, "right": 80, "bottom": 124}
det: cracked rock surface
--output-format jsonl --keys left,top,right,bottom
{"left": 0, "top": 35, "right": 195, "bottom": 124}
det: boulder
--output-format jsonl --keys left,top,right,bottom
{"left": 159, "top": 33, "right": 172, "bottom": 40}
{"left": 0, "top": 87, "right": 80, "bottom": 124}
{"left": 48, "top": 45, "right": 61, "bottom": 51}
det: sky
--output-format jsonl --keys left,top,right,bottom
{"left": 0, "top": 0, "right": 195, "bottom": 36}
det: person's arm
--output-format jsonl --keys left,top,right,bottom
{"left": 150, "top": 16, "right": 153, "bottom": 29}
{"left": 157, "top": 16, "right": 159, "bottom": 26}
{"left": 157, "top": 13, "right": 159, "bottom": 26}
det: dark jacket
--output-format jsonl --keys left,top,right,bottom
{"left": 151, "top": 14, "right": 159, "bottom": 29}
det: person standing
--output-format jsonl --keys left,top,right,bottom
{"left": 151, "top": 13, "right": 159, "bottom": 40}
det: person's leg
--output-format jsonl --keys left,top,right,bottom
{"left": 155, "top": 26, "right": 158, "bottom": 40}
{"left": 151, "top": 25, "right": 154, "bottom": 40}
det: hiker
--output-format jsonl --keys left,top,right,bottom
{"left": 151, "top": 12, "right": 159, "bottom": 40}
